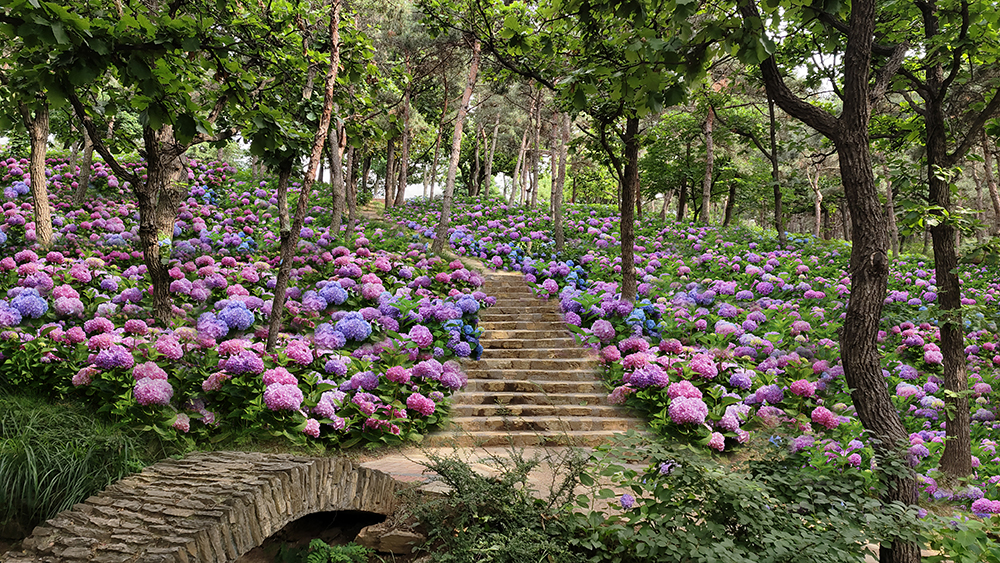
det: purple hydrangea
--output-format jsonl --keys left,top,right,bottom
{"left": 315, "top": 323, "right": 347, "bottom": 350}
{"left": 218, "top": 302, "right": 255, "bottom": 331}
{"left": 592, "top": 319, "right": 616, "bottom": 342}
{"left": 408, "top": 325, "right": 434, "bottom": 348}
{"left": 94, "top": 344, "right": 135, "bottom": 370}
{"left": 11, "top": 288, "right": 48, "bottom": 319}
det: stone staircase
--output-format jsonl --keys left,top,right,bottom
{"left": 428, "top": 269, "right": 644, "bottom": 446}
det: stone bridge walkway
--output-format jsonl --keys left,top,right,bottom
{"left": 2, "top": 452, "right": 399, "bottom": 563}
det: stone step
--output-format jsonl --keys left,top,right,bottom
{"left": 452, "top": 391, "right": 608, "bottom": 406}
{"left": 481, "top": 337, "right": 579, "bottom": 349}
{"left": 464, "top": 379, "right": 606, "bottom": 393}
{"left": 422, "top": 430, "right": 628, "bottom": 448}
{"left": 478, "top": 347, "right": 585, "bottom": 360}
{"left": 450, "top": 404, "right": 629, "bottom": 418}
{"left": 474, "top": 357, "right": 598, "bottom": 372}
{"left": 486, "top": 306, "right": 563, "bottom": 316}
{"left": 443, "top": 416, "right": 642, "bottom": 433}
{"left": 462, "top": 368, "right": 599, "bottom": 381}
{"left": 478, "top": 322, "right": 569, "bottom": 333}
{"left": 480, "top": 313, "right": 566, "bottom": 323}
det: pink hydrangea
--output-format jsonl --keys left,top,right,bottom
{"left": 600, "top": 345, "right": 621, "bottom": 363}
{"left": 386, "top": 366, "right": 411, "bottom": 384}
{"left": 407, "top": 392, "right": 436, "bottom": 416}
{"left": 173, "top": 414, "right": 191, "bottom": 433}
{"left": 811, "top": 406, "right": 840, "bottom": 430}
{"left": 668, "top": 396, "right": 708, "bottom": 425}
{"left": 608, "top": 385, "right": 634, "bottom": 405}
{"left": 667, "top": 380, "right": 703, "bottom": 400}
{"left": 303, "top": 418, "right": 321, "bottom": 438}
{"left": 622, "top": 352, "right": 651, "bottom": 370}
{"left": 708, "top": 432, "right": 725, "bottom": 452}
{"left": 789, "top": 379, "right": 816, "bottom": 398}
{"left": 154, "top": 334, "right": 183, "bottom": 360}
{"left": 134, "top": 378, "right": 173, "bottom": 406}
{"left": 263, "top": 383, "right": 304, "bottom": 411}
{"left": 285, "top": 339, "right": 313, "bottom": 365}
{"left": 133, "top": 361, "right": 168, "bottom": 381}
{"left": 688, "top": 354, "right": 718, "bottom": 379}
{"left": 262, "top": 367, "right": 297, "bottom": 386}
{"left": 592, "top": 320, "right": 616, "bottom": 342}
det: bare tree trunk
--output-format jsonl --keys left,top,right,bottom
{"left": 330, "top": 118, "right": 347, "bottom": 238}
{"left": 880, "top": 158, "right": 900, "bottom": 258}
{"left": 807, "top": 166, "right": 822, "bottom": 238}
{"left": 469, "top": 122, "right": 482, "bottom": 196}
{"left": 483, "top": 112, "right": 501, "bottom": 196}
{"left": 396, "top": 80, "right": 411, "bottom": 207}
{"left": 620, "top": 116, "right": 639, "bottom": 302}
{"left": 972, "top": 163, "right": 985, "bottom": 244}
{"left": 511, "top": 128, "right": 528, "bottom": 204}
{"left": 982, "top": 130, "right": 1000, "bottom": 234}
{"left": 267, "top": 0, "right": 341, "bottom": 352}
{"left": 384, "top": 137, "right": 396, "bottom": 209}
{"left": 768, "top": 96, "right": 786, "bottom": 246}
{"left": 723, "top": 181, "right": 737, "bottom": 227}
{"left": 553, "top": 113, "right": 569, "bottom": 252}
{"left": 529, "top": 91, "right": 541, "bottom": 208}
{"left": 429, "top": 75, "right": 450, "bottom": 199}
{"left": 18, "top": 102, "right": 53, "bottom": 249}
{"left": 701, "top": 106, "right": 714, "bottom": 226}
{"left": 432, "top": 40, "right": 481, "bottom": 255}
{"left": 73, "top": 126, "right": 94, "bottom": 206}
{"left": 660, "top": 190, "right": 673, "bottom": 222}
{"left": 346, "top": 146, "right": 358, "bottom": 235}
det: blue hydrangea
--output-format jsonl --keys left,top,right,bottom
{"left": 451, "top": 341, "right": 472, "bottom": 357}
{"left": 324, "top": 357, "right": 348, "bottom": 377}
{"left": 319, "top": 283, "right": 348, "bottom": 305}
{"left": 197, "top": 312, "right": 230, "bottom": 339}
{"left": 11, "top": 288, "right": 48, "bottom": 319}
{"left": 0, "top": 230, "right": 7, "bottom": 246}
{"left": 456, "top": 295, "right": 479, "bottom": 314}
{"left": 335, "top": 312, "right": 372, "bottom": 341}
{"left": 218, "top": 302, "right": 255, "bottom": 331}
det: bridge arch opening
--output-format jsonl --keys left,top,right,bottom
{"left": 235, "top": 510, "right": 386, "bottom": 563}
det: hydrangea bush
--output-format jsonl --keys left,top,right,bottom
{"left": 0, "top": 156, "right": 493, "bottom": 449}
{"left": 389, "top": 194, "right": 1000, "bottom": 518}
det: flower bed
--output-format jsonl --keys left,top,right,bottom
{"left": 0, "top": 156, "right": 492, "bottom": 448}
{"left": 389, "top": 195, "right": 1000, "bottom": 516}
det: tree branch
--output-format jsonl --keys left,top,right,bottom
{"left": 871, "top": 42, "right": 909, "bottom": 104}
{"left": 948, "top": 88, "right": 1000, "bottom": 165}
{"left": 66, "top": 88, "right": 139, "bottom": 185}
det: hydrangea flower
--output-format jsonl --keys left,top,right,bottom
{"left": 134, "top": 378, "right": 173, "bottom": 406}
{"left": 668, "top": 396, "right": 708, "bottom": 425}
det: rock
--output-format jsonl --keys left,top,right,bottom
{"left": 356, "top": 522, "right": 426, "bottom": 555}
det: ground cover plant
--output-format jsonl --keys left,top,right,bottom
{"left": 389, "top": 195, "right": 1000, "bottom": 528}
{"left": 0, "top": 155, "right": 493, "bottom": 450}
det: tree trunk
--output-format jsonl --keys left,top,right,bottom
{"left": 384, "top": 137, "right": 396, "bottom": 209}
{"left": 266, "top": 164, "right": 294, "bottom": 351}
{"left": 529, "top": 91, "right": 541, "bottom": 209}
{"left": 553, "top": 113, "right": 569, "bottom": 252}
{"left": 768, "top": 96, "right": 786, "bottom": 246}
{"left": 880, "top": 158, "right": 900, "bottom": 258}
{"left": 396, "top": 81, "right": 411, "bottom": 207}
{"left": 701, "top": 106, "right": 714, "bottom": 226}
{"left": 346, "top": 146, "right": 358, "bottom": 235}
{"left": 808, "top": 166, "right": 822, "bottom": 238}
{"left": 927, "top": 97, "right": 972, "bottom": 480}
{"left": 737, "top": 0, "right": 920, "bottom": 558}
{"left": 429, "top": 73, "right": 450, "bottom": 200}
{"left": 981, "top": 130, "right": 1000, "bottom": 234}
{"left": 432, "top": 39, "right": 481, "bottom": 255}
{"left": 267, "top": 0, "right": 341, "bottom": 352}
{"left": 20, "top": 103, "right": 53, "bottom": 249}
{"left": 972, "top": 163, "right": 985, "bottom": 244}
{"left": 620, "top": 116, "right": 639, "bottom": 302}
{"left": 483, "top": 112, "right": 501, "bottom": 196}
{"left": 138, "top": 125, "right": 188, "bottom": 325}
{"left": 469, "top": 122, "right": 482, "bottom": 196}
{"left": 361, "top": 154, "right": 372, "bottom": 198}
{"left": 330, "top": 118, "right": 347, "bottom": 238}
{"left": 660, "top": 190, "right": 673, "bottom": 222}
{"left": 723, "top": 181, "right": 737, "bottom": 227}
{"left": 678, "top": 142, "right": 690, "bottom": 221}
{"left": 73, "top": 126, "right": 94, "bottom": 206}
{"left": 511, "top": 128, "right": 528, "bottom": 204}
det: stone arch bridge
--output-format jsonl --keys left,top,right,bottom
{"left": 2, "top": 451, "right": 400, "bottom": 563}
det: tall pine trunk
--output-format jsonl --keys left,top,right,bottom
{"left": 396, "top": 81, "right": 411, "bottom": 207}
{"left": 429, "top": 75, "right": 450, "bottom": 199}
{"left": 330, "top": 118, "right": 347, "bottom": 238}
{"left": 73, "top": 126, "right": 94, "bottom": 206}
{"left": 483, "top": 113, "right": 501, "bottom": 196}
{"left": 620, "top": 116, "right": 639, "bottom": 302}
{"left": 432, "top": 39, "right": 480, "bottom": 254}
{"left": 511, "top": 128, "right": 528, "bottom": 204}
{"left": 981, "top": 131, "right": 1000, "bottom": 234}
{"left": 553, "top": 113, "right": 569, "bottom": 252}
